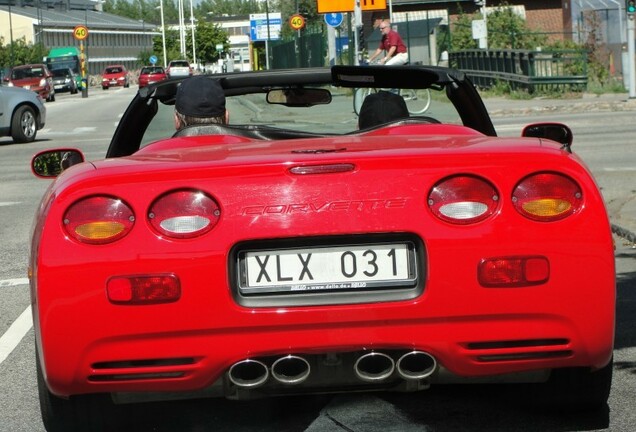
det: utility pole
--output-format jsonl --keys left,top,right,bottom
{"left": 354, "top": 0, "right": 362, "bottom": 65}
{"left": 628, "top": 0, "right": 636, "bottom": 98}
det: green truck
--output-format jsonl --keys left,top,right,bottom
{"left": 45, "top": 47, "right": 83, "bottom": 89}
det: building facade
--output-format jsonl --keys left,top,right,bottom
{"left": 0, "top": 0, "right": 153, "bottom": 74}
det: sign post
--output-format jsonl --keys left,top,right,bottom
{"left": 628, "top": 1, "right": 636, "bottom": 98}
{"left": 249, "top": 12, "right": 282, "bottom": 70}
{"left": 73, "top": 25, "right": 89, "bottom": 98}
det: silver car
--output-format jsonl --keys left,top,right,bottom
{"left": 0, "top": 85, "right": 47, "bottom": 143}
{"left": 166, "top": 60, "right": 192, "bottom": 79}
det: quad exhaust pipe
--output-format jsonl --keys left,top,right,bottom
{"left": 396, "top": 351, "right": 437, "bottom": 380}
{"left": 228, "top": 359, "right": 269, "bottom": 388}
{"left": 229, "top": 355, "right": 311, "bottom": 388}
{"left": 354, "top": 351, "right": 395, "bottom": 382}
{"left": 229, "top": 350, "right": 437, "bottom": 388}
{"left": 355, "top": 350, "right": 437, "bottom": 382}
{"left": 271, "top": 355, "right": 311, "bottom": 384}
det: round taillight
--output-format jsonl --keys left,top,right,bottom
{"left": 428, "top": 175, "right": 499, "bottom": 224}
{"left": 63, "top": 196, "right": 135, "bottom": 244}
{"left": 148, "top": 190, "right": 220, "bottom": 239}
{"left": 512, "top": 172, "right": 582, "bottom": 221}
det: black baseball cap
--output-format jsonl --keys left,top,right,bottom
{"left": 358, "top": 91, "right": 409, "bottom": 129}
{"left": 175, "top": 76, "right": 226, "bottom": 117}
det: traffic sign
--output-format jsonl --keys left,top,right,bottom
{"left": 324, "top": 12, "right": 344, "bottom": 27}
{"left": 290, "top": 14, "right": 305, "bottom": 30}
{"left": 249, "top": 13, "right": 282, "bottom": 42}
{"left": 73, "top": 25, "right": 89, "bottom": 41}
{"left": 149, "top": 55, "right": 158, "bottom": 65}
{"left": 317, "top": 0, "right": 387, "bottom": 13}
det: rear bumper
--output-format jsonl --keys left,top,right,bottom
{"left": 35, "top": 273, "right": 614, "bottom": 397}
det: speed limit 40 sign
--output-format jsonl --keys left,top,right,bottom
{"left": 289, "top": 14, "right": 305, "bottom": 30}
{"left": 73, "top": 25, "right": 89, "bottom": 41}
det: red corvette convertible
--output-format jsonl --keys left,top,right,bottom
{"left": 30, "top": 66, "right": 615, "bottom": 431}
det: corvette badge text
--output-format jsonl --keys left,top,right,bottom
{"left": 241, "top": 198, "right": 409, "bottom": 215}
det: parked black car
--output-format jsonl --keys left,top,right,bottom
{"left": 51, "top": 68, "right": 78, "bottom": 94}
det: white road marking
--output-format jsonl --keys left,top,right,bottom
{"left": 0, "top": 202, "right": 21, "bottom": 207}
{"left": 602, "top": 167, "right": 636, "bottom": 172}
{"left": 0, "top": 306, "right": 33, "bottom": 365}
{"left": 0, "top": 278, "right": 33, "bottom": 365}
{"left": 0, "top": 278, "right": 29, "bottom": 288}
{"left": 40, "top": 127, "right": 97, "bottom": 136}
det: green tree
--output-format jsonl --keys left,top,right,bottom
{"left": 0, "top": 37, "right": 47, "bottom": 68}
{"left": 451, "top": 3, "right": 547, "bottom": 51}
{"left": 189, "top": 20, "right": 229, "bottom": 64}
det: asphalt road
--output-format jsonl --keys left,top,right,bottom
{"left": 0, "top": 87, "right": 634, "bottom": 432}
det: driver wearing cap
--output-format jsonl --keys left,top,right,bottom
{"left": 174, "top": 75, "right": 229, "bottom": 130}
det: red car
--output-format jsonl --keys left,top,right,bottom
{"left": 101, "top": 64, "right": 129, "bottom": 90}
{"left": 4, "top": 63, "right": 55, "bottom": 102}
{"left": 30, "top": 66, "right": 615, "bottom": 431}
{"left": 138, "top": 65, "right": 167, "bottom": 88}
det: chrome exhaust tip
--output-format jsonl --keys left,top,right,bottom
{"left": 354, "top": 351, "right": 395, "bottom": 382}
{"left": 228, "top": 359, "right": 269, "bottom": 388}
{"left": 271, "top": 355, "right": 311, "bottom": 385}
{"left": 396, "top": 351, "right": 437, "bottom": 380}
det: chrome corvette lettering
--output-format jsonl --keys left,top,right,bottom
{"left": 242, "top": 198, "right": 408, "bottom": 216}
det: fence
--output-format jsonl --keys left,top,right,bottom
{"left": 270, "top": 33, "right": 325, "bottom": 69}
{"left": 450, "top": 49, "right": 588, "bottom": 93}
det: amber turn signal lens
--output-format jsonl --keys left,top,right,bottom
{"left": 513, "top": 172, "right": 582, "bottom": 221}
{"left": 63, "top": 196, "right": 135, "bottom": 244}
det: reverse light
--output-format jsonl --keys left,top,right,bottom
{"left": 63, "top": 196, "right": 135, "bottom": 244}
{"left": 428, "top": 175, "right": 499, "bottom": 224}
{"left": 148, "top": 189, "right": 220, "bottom": 239}
{"left": 107, "top": 275, "right": 180, "bottom": 305}
{"left": 512, "top": 172, "right": 582, "bottom": 221}
{"left": 479, "top": 256, "right": 550, "bottom": 287}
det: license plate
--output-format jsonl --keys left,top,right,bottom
{"left": 240, "top": 242, "right": 416, "bottom": 294}
{"left": 54, "top": 85, "right": 63, "bottom": 89}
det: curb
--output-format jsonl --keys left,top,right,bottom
{"left": 612, "top": 224, "right": 636, "bottom": 246}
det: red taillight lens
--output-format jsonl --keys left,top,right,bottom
{"left": 107, "top": 275, "right": 180, "bottom": 305}
{"left": 479, "top": 256, "right": 550, "bottom": 287}
{"left": 428, "top": 175, "right": 499, "bottom": 224}
{"left": 63, "top": 196, "right": 135, "bottom": 244}
{"left": 512, "top": 172, "right": 582, "bottom": 221}
{"left": 148, "top": 190, "right": 220, "bottom": 239}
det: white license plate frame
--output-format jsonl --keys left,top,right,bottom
{"left": 238, "top": 241, "right": 418, "bottom": 295}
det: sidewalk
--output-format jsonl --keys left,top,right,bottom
{"left": 482, "top": 92, "right": 636, "bottom": 117}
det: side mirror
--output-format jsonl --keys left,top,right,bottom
{"left": 31, "top": 149, "right": 85, "bottom": 178}
{"left": 522, "top": 123, "right": 573, "bottom": 149}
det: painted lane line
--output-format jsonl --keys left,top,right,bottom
{"left": 0, "top": 202, "right": 21, "bottom": 207}
{"left": 603, "top": 167, "right": 636, "bottom": 172}
{"left": 0, "top": 306, "right": 33, "bottom": 365}
{"left": 0, "top": 278, "right": 29, "bottom": 288}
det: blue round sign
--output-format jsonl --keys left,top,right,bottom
{"left": 324, "top": 13, "right": 343, "bottom": 28}
{"left": 149, "top": 55, "right": 158, "bottom": 65}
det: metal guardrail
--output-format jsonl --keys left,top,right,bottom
{"left": 449, "top": 49, "right": 588, "bottom": 93}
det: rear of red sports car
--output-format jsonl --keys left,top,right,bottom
{"left": 30, "top": 67, "right": 615, "bottom": 431}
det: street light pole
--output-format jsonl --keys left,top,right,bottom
{"left": 8, "top": 0, "right": 15, "bottom": 67}
{"left": 265, "top": 0, "right": 271, "bottom": 70}
{"left": 190, "top": 0, "right": 196, "bottom": 67}
{"left": 159, "top": 0, "right": 167, "bottom": 68}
